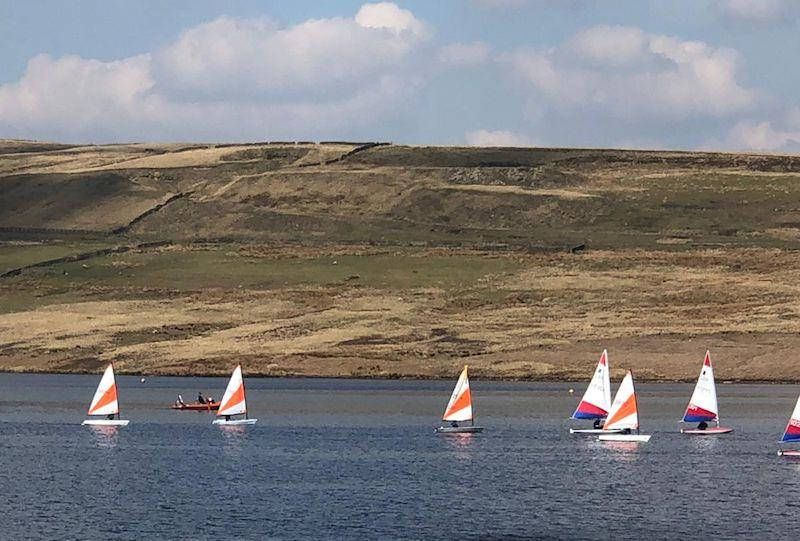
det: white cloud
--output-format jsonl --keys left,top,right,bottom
{"left": 611, "top": 138, "right": 667, "bottom": 150}
{"left": 0, "top": 4, "right": 781, "bottom": 150}
{"left": 502, "top": 25, "right": 757, "bottom": 120}
{"left": 354, "top": 2, "right": 428, "bottom": 35}
{"left": 465, "top": 129, "right": 536, "bottom": 146}
{"left": 567, "top": 25, "right": 649, "bottom": 67}
{"left": 717, "top": 0, "right": 796, "bottom": 21}
{"left": 723, "top": 120, "right": 800, "bottom": 151}
{"left": 154, "top": 9, "right": 427, "bottom": 100}
{"left": 0, "top": 2, "right": 430, "bottom": 142}
{"left": 437, "top": 42, "right": 491, "bottom": 65}
{"left": 0, "top": 54, "right": 155, "bottom": 137}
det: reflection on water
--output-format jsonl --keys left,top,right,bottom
{"left": 442, "top": 432, "right": 475, "bottom": 460}
{"left": 219, "top": 424, "right": 248, "bottom": 456}
{"left": 686, "top": 433, "right": 725, "bottom": 452}
{"left": 219, "top": 424, "right": 247, "bottom": 436}
{"left": 599, "top": 441, "right": 644, "bottom": 459}
{"left": 86, "top": 425, "right": 119, "bottom": 449}
{"left": 584, "top": 437, "right": 643, "bottom": 457}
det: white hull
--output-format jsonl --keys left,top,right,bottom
{"left": 82, "top": 419, "right": 129, "bottom": 426}
{"left": 213, "top": 418, "right": 257, "bottom": 425}
{"left": 570, "top": 428, "right": 623, "bottom": 434}
{"left": 598, "top": 433, "right": 651, "bottom": 442}
{"left": 681, "top": 427, "right": 733, "bottom": 435}
{"left": 435, "top": 426, "right": 484, "bottom": 434}
{"left": 778, "top": 449, "right": 800, "bottom": 457}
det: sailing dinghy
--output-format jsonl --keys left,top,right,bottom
{"left": 569, "top": 350, "right": 621, "bottom": 434}
{"left": 680, "top": 351, "right": 733, "bottom": 435}
{"left": 435, "top": 365, "right": 484, "bottom": 434}
{"left": 212, "top": 365, "right": 257, "bottom": 426}
{"left": 777, "top": 392, "right": 800, "bottom": 456}
{"left": 598, "top": 371, "right": 651, "bottom": 443}
{"left": 81, "top": 364, "right": 129, "bottom": 426}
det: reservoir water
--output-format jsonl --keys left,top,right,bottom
{"left": 1, "top": 374, "right": 799, "bottom": 539}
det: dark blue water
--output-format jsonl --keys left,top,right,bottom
{"left": 1, "top": 374, "right": 799, "bottom": 540}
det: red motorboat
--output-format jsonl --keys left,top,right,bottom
{"left": 170, "top": 401, "right": 219, "bottom": 411}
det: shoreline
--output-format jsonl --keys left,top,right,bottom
{"left": 2, "top": 367, "right": 798, "bottom": 385}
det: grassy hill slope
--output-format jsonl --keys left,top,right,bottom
{"left": 2, "top": 141, "right": 800, "bottom": 381}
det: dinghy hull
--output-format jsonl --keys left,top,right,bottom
{"left": 598, "top": 434, "right": 651, "bottom": 442}
{"left": 213, "top": 418, "right": 257, "bottom": 425}
{"left": 82, "top": 419, "right": 130, "bottom": 426}
{"left": 570, "top": 428, "right": 623, "bottom": 434}
{"left": 170, "top": 403, "right": 219, "bottom": 411}
{"left": 778, "top": 449, "right": 800, "bottom": 457}
{"left": 681, "top": 427, "right": 733, "bottom": 435}
{"left": 435, "top": 426, "right": 484, "bottom": 434}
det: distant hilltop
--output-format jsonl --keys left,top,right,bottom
{"left": 3, "top": 140, "right": 800, "bottom": 250}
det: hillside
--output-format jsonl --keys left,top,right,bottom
{"left": 2, "top": 141, "right": 800, "bottom": 381}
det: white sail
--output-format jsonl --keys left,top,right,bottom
{"left": 683, "top": 351, "right": 719, "bottom": 423}
{"left": 87, "top": 364, "right": 119, "bottom": 416}
{"left": 571, "top": 350, "right": 611, "bottom": 419}
{"left": 442, "top": 366, "right": 473, "bottom": 422}
{"left": 602, "top": 371, "right": 639, "bottom": 431}
{"left": 217, "top": 365, "right": 247, "bottom": 417}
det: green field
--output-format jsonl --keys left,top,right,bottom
{"left": 0, "top": 241, "right": 109, "bottom": 273}
{"left": 6, "top": 247, "right": 520, "bottom": 292}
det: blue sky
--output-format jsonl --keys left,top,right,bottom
{"left": 1, "top": 0, "right": 799, "bottom": 150}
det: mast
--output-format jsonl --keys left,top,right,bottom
{"left": 242, "top": 366, "right": 248, "bottom": 420}
{"left": 467, "top": 366, "right": 473, "bottom": 426}
{"left": 631, "top": 370, "right": 640, "bottom": 434}
{"left": 113, "top": 363, "right": 119, "bottom": 420}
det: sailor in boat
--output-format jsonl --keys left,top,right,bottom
{"left": 197, "top": 392, "right": 206, "bottom": 404}
{"left": 697, "top": 421, "right": 708, "bottom": 431}
{"left": 106, "top": 413, "right": 114, "bottom": 420}
{"left": 224, "top": 415, "right": 231, "bottom": 422}
{"left": 593, "top": 419, "right": 602, "bottom": 429}
{"left": 450, "top": 421, "right": 459, "bottom": 428}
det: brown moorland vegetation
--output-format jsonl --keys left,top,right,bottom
{"left": 2, "top": 140, "right": 800, "bottom": 380}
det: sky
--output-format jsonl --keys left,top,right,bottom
{"left": 1, "top": 0, "right": 800, "bottom": 151}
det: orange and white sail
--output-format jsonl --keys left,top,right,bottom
{"left": 87, "top": 364, "right": 120, "bottom": 416}
{"left": 602, "top": 371, "right": 639, "bottom": 432}
{"left": 442, "top": 365, "right": 473, "bottom": 422}
{"left": 217, "top": 365, "right": 247, "bottom": 417}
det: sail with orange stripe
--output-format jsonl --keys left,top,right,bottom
{"left": 602, "top": 371, "right": 639, "bottom": 432}
{"left": 87, "top": 364, "right": 119, "bottom": 416}
{"left": 442, "top": 366, "right": 473, "bottom": 422}
{"left": 217, "top": 365, "right": 247, "bottom": 417}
